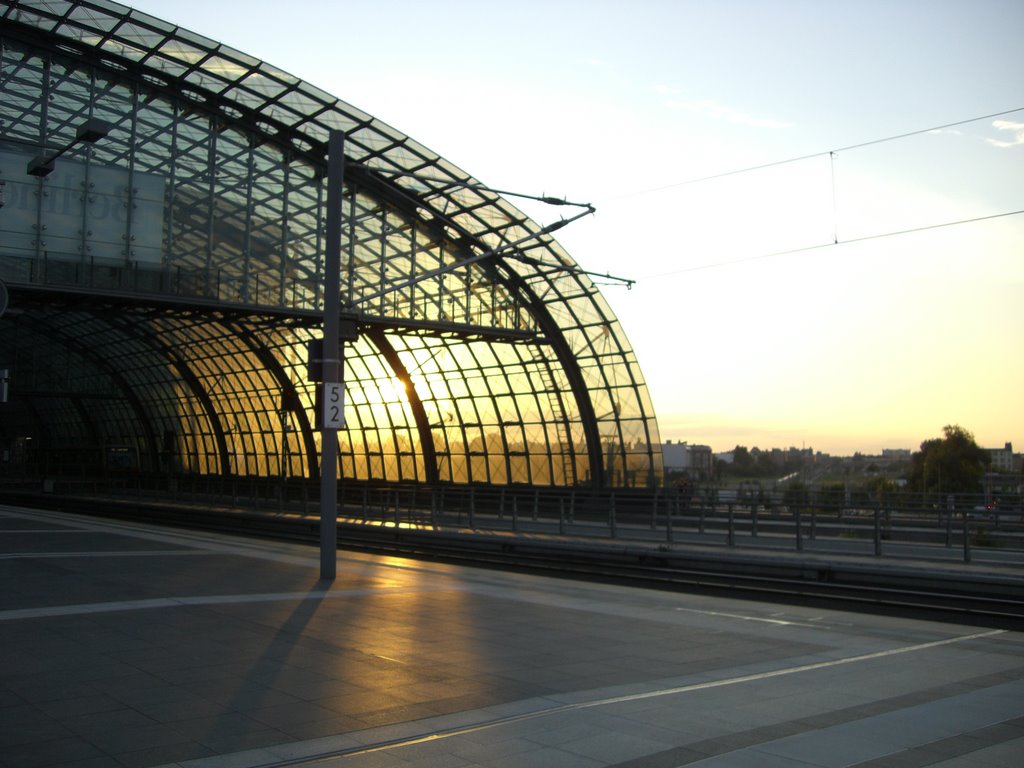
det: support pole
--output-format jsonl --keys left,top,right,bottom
{"left": 962, "top": 513, "right": 972, "bottom": 564}
{"left": 319, "top": 130, "right": 345, "bottom": 581}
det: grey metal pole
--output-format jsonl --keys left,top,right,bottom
{"left": 873, "top": 505, "right": 882, "bottom": 557}
{"left": 319, "top": 130, "right": 345, "bottom": 581}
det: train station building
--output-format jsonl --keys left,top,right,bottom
{"left": 0, "top": 0, "right": 664, "bottom": 492}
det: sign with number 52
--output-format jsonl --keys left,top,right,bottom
{"left": 321, "top": 382, "right": 346, "bottom": 429}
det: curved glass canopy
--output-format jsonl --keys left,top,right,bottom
{"left": 0, "top": 0, "right": 663, "bottom": 487}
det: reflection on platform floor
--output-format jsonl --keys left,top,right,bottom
{"left": 1, "top": 504, "right": 1022, "bottom": 768}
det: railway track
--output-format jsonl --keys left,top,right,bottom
{"left": 6, "top": 490, "right": 1024, "bottom": 630}
{"left": 334, "top": 524, "right": 1024, "bottom": 630}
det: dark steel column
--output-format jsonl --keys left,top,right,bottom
{"left": 319, "top": 131, "right": 345, "bottom": 581}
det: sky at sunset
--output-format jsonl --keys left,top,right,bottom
{"left": 128, "top": 0, "right": 1023, "bottom": 457}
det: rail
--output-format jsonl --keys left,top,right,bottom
{"left": 4, "top": 475, "right": 1022, "bottom": 567}
{"left": 2, "top": 478, "right": 1023, "bottom": 629}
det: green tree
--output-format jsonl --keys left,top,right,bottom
{"left": 817, "top": 482, "right": 847, "bottom": 513}
{"left": 755, "top": 451, "right": 777, "bottom": 476}
{"left": 732, "top": 446, "right": 752, "bottom": 471}
{"left": 782, "top": 480, "right": 809, "bottom": 509}
{"left": 721, "top": 445, "right": 759, "bottom": 478}
{"left": 865, "top": 476, "right": 899, "bottom": 494}
{"left": 909, "top": 425, "right": 990, "bottom": 493}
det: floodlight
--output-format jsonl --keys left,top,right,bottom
{"left": 76, "top": 118, "right": 111, "bottom": 143}
{"left": 25, "top": 118, "right": 112, "bottom": 178}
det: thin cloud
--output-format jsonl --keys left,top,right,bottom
{"left": 652, "top": 83, "right": 682, "bottom": 96}
{"left": 988, "top": 120, "right": 1024, "bottom": 148}
{"left": 667, "top": 98, "right": 794, "bottom": 129}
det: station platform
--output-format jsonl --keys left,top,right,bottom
{"left": 2, "top": 502, "right": 1023, "bottom": 768}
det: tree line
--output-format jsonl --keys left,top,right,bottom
{"left": 717, "top": 425, "right": 1000, "bottom": 494}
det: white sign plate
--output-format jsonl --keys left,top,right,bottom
{"left": 321, "top": 382, "right": 346, "bottom": 429}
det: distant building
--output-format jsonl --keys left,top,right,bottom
{"left": 882, "top": 449, "right": 911, "bottom": 460}
{"left": 986, "top": 443, "right": 1015, "bottom": 473}
{"left": 662, "top": 441, "right": 714, "bottom": 480}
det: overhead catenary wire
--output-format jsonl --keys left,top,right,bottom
{"left": 611, "top": 106, "right": 1024, "bottom": 201}
{"left": 604, "top": 106, "right": 1024, "bottom": 280}
{"left": 829, "top": 151, "right": 839, "bottom": 245}
{"left": 640, "top": 209, "right": 1024, "bottom": 279}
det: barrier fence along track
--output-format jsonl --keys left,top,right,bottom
{"left": 3, "top": 477, "right": 1023, "bottom": 625}
{"left": 4, "top": 476, "right": 1022, "bottom": 563}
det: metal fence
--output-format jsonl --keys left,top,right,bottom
{"left": 10, "top": 474, "right": 1022, "bottom": 566}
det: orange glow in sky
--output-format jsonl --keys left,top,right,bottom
{"left": 130, "top": 0, "right": 1024, "bottom": 456}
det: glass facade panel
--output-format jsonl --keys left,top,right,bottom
{"left": 1, "top": 2, "right": 663, "bottom": 488}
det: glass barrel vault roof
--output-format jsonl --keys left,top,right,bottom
{"left": 0, "top": 0, "right": 663, "bottom": 488}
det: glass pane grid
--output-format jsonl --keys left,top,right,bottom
{"left": 0, "top": 3, "right": 663, "bottom": 487}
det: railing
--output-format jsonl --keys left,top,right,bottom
{"left": 7, "top": 474, "right": 1022, "bottom": 566}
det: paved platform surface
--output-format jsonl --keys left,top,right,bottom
{"left": 2, "top": 503, "right": 1023, "bottom": 768}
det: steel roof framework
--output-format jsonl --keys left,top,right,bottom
{"left": 0, "top": 0, "right": 663, "bottom": 488}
